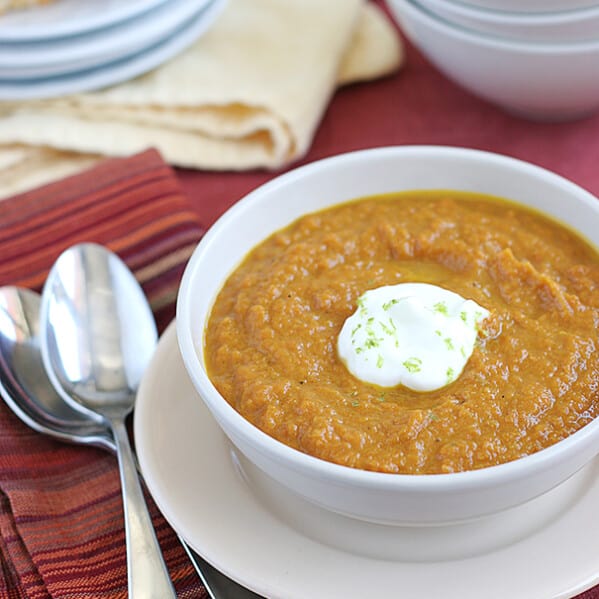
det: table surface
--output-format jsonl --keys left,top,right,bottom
{"left": 176, "top": 37, "right": 599, "bottom": 229}
{"left": 173, "top": 14, "right": 599, "bottom": 599}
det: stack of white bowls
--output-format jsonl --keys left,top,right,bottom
{"left": 386, "top": 0, "right": 599, "bottom": 120}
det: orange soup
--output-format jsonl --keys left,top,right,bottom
{"left": 205, "top": 192, "right": 599, "bottom": 474}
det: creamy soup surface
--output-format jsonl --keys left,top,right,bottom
{"left": 205, "top": 192, "right": 599, "bottom": 474}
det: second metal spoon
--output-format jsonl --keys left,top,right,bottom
{"left": 40, "top": 244, "right": 176, "bottom": 599}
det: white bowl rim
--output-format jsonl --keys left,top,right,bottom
{"left": 391, "top": 0, "right": 599, "bottom": 52}
{"left": 448, "top": 0, "right": 599, "bottom": 15}
{"left": 448, "top": 0, "right": 597, "bottom": 15}
{"left": 425, "top": 0, "right": 599, "bottom": 25}
{"left": 177, "top": 144, "right": 599, "bottom": 493}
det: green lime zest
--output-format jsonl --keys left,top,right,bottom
{"left": 382, "top": 298, "right": 399, "bottom": 311}
{"left": 403, "top": 357, "right": 422, "bottom": 373}
{"left": 433, "top": 301, "right": 448, "bottom": 315}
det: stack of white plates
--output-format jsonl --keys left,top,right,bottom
{"left": 0, "top": 0, "right": 226, "bottom": 99}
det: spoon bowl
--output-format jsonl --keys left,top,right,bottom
{"left": 41, "top": 243, "right": 156, "bottom": 416}
{"left": 0, "top": 286, "right": 114, "bottom": 450}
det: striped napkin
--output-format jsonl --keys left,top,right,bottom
{"left": 0, "top": 150, "right": 207, "bottom": 597}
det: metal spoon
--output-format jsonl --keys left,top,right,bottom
{"left": 39, "top": 243, "right": 176, "bottom": 599}
{"left": 0, "top": 285, "right": 262, "bottom": 599}
{"left": 0, "top": 287, "right": 113, "bottom": 450}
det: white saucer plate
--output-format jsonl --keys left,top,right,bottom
{"left": 0, "top": 0, "right": 169, "bottom": 42}
{"left": 135, "top": 323, "right": 599, "bottom": 599}
{"left": 0, "top": 0, "right": 213, "bottom": 79}
{"left": 0, "top": 0, "right": 225, "bottom": 99}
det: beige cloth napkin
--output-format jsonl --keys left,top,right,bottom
{"left": 0, "top": 0, "right": 402, "bottom": 197}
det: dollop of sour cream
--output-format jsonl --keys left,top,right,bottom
{"left": 337, "top": 283, "right": 489, "bottom": 392}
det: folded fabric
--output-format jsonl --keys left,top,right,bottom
{"left": 0, "top": 150, "right": 207, "bottom": 597}
{"left": 0, "top": 0, "right": 403, "bottom": 199}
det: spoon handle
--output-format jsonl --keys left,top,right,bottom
{"left": 111, "top": 416, "right": 177, "bottom": 598}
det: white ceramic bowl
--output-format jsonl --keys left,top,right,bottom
{"left": 453, "top": 0, "right": 598, "bottom": 13}
{"left": 419, "top": 0, "right": 599, "bottom": 42}
{"left": 386, "top": 0, "right": 599, "bottom": 121}
{"left": 177, "top": 146, "right": 599, "bottom": 526}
